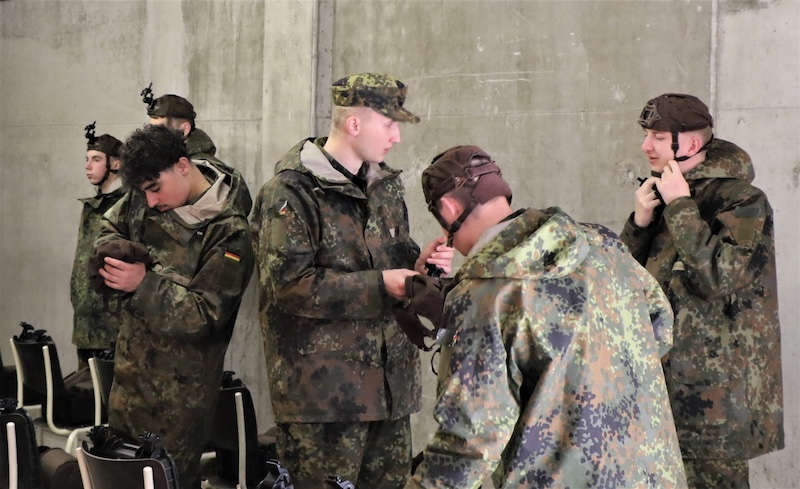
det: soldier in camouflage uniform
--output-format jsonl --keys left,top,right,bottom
{"left": 620, "top": 94, "right": 784, "bottom": 488}
{"left": 70, "top": 124, "right": 125, "bottom": 366}
{"left": 407, "top": 145, "right": 687, "bottom": 489}
{"left": 251, "top": 73, "right": 453, "bottom": 489}
{"left": 95, "top": 124, "right": 254, "bottom": 489}
{"left": 142, "top": 85, "right": 230, "bottom": 166}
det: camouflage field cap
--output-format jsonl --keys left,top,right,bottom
{"left": 148, "top": 94, "right": 196, "bottom": 120}
{"left": 638, "top": 93, "right": 713, "bottom": 132}
{"left": 331, "top": 73, "right": 420, "bottom": 123}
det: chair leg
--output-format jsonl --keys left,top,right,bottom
{"left": 75, "top": 447, "right": 93, "bottom": 489}
{"left": 42, "top": 346, "right": 72, "bottom": 437}
{"left": 7, "top": 422, "right": 17, "bottom": 489}
{"left": 235, "top": 392, "right": 247, "bottom": 489}
{"left": 88, "top": 358, "right": 103, "bottom": 426}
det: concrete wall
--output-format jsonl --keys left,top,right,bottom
{"left": 1, "top": 0, "right": 797, "bottom": 486}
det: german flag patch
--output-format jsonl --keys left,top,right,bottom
{"left": 224, "top": 251, "right": 241, "bottom": 262}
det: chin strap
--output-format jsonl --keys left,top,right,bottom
{"left": 672, "top": 132, "right": 714, "bottom": 162}
{"left": 428, "top": 162, "right": 505, "bottom": 247}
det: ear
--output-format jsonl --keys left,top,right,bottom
{"left": 175, "top": 156, "right": 192, "bottom": 175}
{"left": 109, "top": 157, "right": 121, "bottom": 171}
{"left": 438, "top": 195, "right": 464, "bottom": 224}
{"left": 687, "top": 131, "right": 709, "bottom": 154}
{"left": 345, "top": 113, "right": 360, "bottom": 137}
{"left": 180, "top": 121, "right": 191, "bottom": 138}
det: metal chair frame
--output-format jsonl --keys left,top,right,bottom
{"left": 9, "top": 338, "right": 104, "bottom": 454}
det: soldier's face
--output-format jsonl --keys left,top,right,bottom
{"left": 641, "top": 129, "right": 698, "bottom": 173}
{"left": 640, "top": 129, "right": 675, "bottom": 172}
{"left": 140, "top": 164, "right": 191, "bottom": 212}
{"left": 85, "top": 150, "right": 108, "bottom": 185}
{"left": 354, "top": 109, "right": 401, "bottom": 163}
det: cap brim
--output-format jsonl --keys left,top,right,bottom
{"left": 390, "top": 107, "right": 421, "bottom": 124}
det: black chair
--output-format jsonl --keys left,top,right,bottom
{"left": 1, "top": 399, "right": 42, "bottom": 489}
{"left": 88, "top": 356, "right": 115, "bottom": 408}
{"left": 10, "top": 330, "right": 103, "bottom": 453}
{"left": 76, "top": 446, "right": 173, "bottom": 489}
{"left": 207, "top": 373, "right": 277, "bottom": 488}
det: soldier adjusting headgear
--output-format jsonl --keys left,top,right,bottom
{"left": 331, "top": 73, "right": 420, "bottom": 123}
{"left": 422, "top": 145, "right": 512, "bottom": 245}
{"left": 639, "top": 93, "right": 714, "bottom": 162}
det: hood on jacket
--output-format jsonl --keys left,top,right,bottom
{"left": 684, "top": 138, "right": 754, "bottom": 183}
{"left": 186, "top": 127, "right": 217, "bottom": 158}
{"left": 274, "top": 138, "right": 401, "bottom": 197}
{"left": 170, "top": 159, "right": 252, "bottom": 227}
{"left": 457, "top": 207, "right": 590, "bottom": 281}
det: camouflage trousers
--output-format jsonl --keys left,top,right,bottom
{"left": 276, "top": 416, "right": 411, "bottom": 489}
{"left": 683, "top": 458, "right": 749, "bottom": 489}
{"left": 108, "top": 383, "right": 217, "bottom": 489}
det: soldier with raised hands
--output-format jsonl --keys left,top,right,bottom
{"left": 408, "top": 145, "right": 686, "bottom": 489}
{"left": 621, "top": 93, "right": 784, "bottom": 488}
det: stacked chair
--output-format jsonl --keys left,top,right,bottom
{"left": 10, "top": 322, "right": 106, "bottom": 454}
{"left": 76, "top": 427, "right": 178, "bottom": 489}
{"left": 206, "top": 371, "right": 277, "bottom": 489}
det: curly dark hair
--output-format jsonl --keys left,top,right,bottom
{"left": 120, "top": 124, "right": 188, "bottom": 188}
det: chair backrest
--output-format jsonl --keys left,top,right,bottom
{"left": 12, "top": 338, "right": 66, "bottom": 403}
{"left": 93, "top": 357, "right": 115, "bottom": 406}
{"left": 0, "top": 349, "right": 17, "bottom": 400}
{"left": 76, "top": 447, "right": 173, "bottom": 489}
{"left": 208, "top": 384, "right": 258, "bottom": 452}
{"left": 0, "top": 402, "right": 43, "bottom": 489}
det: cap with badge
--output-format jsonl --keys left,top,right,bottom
{"left": 638, "top": 93, "right": 713, "bottom": 133}
{"left": 331, "top": 72, "right": 420, "bottom": 123}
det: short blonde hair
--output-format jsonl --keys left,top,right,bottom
{"left": 331, "top": 105, "right": 372, "bottom": 131}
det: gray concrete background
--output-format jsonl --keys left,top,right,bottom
{"left": 1, "top": 0, "right": 797, "bottom": 486}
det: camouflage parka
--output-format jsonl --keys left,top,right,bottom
{"left": 251, "top": 137, "right": 421, "bottom": 423}
{"left": 185, "top": 127, "right": 219, "bottom": 162}
{"left": 620, "top": 138, "right": 784, "bottom": 460}
{"left": 70, "top": 182, "right": 127, "bottom": 349}
{"left": 409, "top": 208, "right": 687, "bottom": 489}
{"left": 96, "top": 159, "right": 254, "bottom": 488}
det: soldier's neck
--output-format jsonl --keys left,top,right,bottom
{"left": 322, "top": 134, "right": 364, "bottom": 175}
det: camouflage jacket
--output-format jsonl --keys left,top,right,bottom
{"left": 252, "top": 137, "right": 421, "bottom": 423}
{"left": 70, "top": 183, "right": 126, "bottom": 349}
{"left": 620, "top": 138, "right": 784, "bottom": 460}
{"left": 409, "top": 208, "right": 686, "bottom": 489}
{"left": 96, "top": 160, "right": 254, "bottom": 486}
{"left": 186, "top": 127, "right": 227, "bottom": 167}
